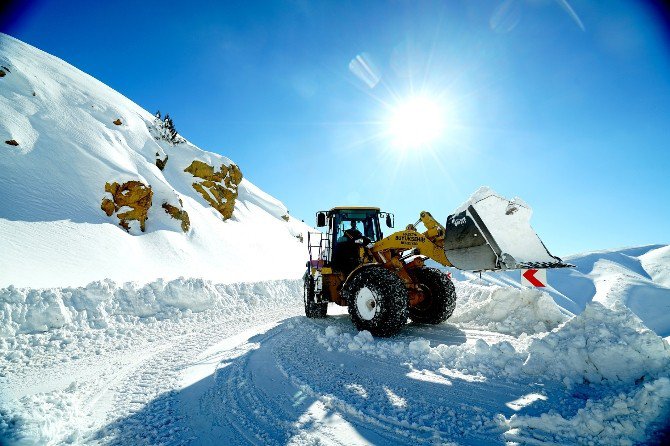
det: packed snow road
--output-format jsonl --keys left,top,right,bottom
{"left": 175, "top": 314, "right": 551, "bottom": 445}
{"left": 2, "top": 301, "right": 523, "bottom": 445}
{"left": 1, "top": 278, "right": 669, "bottom": 445}
{"left": 1, "top": 311, "right": 550, "bottom": 445}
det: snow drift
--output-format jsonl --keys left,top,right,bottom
{"left": 449, "top": 281, "right": 569, "bottom": 335}
{"left": 443, "top": 244, "right": 670, "bottom": 337}
{"left": 0, "top": 33, "right": 309, "bottom": 288}
{"left": 0, "top": 278, "right": 302, "bottom": 338}
{"left": 319, "top": 300, "right": 669, "bottom": 386}
{"left": 0, "top": 278, "right": 303, "bottom": 446}
{"left": 317, "top": 293, "right": 670, "bottom": 444}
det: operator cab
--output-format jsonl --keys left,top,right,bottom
{"left": 330, "top": 207, "right": 382, "bottom": 245}
{"left": 312, "top": 207, "right": 394, "bottom": 275}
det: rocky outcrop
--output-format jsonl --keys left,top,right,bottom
{"left": 162, "top": 201, "right": 190, "bottom": 232}
{"left": 5, "top": 140, "right": 19, "bottom": 146}
{"left": 101, "top": 181, "right": 153, "bottom": 232}
{"left": 183, "top": 160, "right": 242, "bottom": 220}
{"left": 113, "top": 118, "right": 122, "bottom": 126}
{"left": 155, "top": 153, "right": 168, "bottom": 171}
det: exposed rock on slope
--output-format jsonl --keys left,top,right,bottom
{"left": 162, "top": 202, "right": 190, "bottom": 232}
{"left": 184, "top": 160, "right": 243, "bottom": 220}
{"left": 155, "top": 153, "right": 168, "bottom": 170}
{"left": 101, "top": 181, "right": 153, "bottom": 232}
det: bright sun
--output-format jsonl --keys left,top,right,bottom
{"left": 388, "top": 95, "right": 444, "bottom": 149}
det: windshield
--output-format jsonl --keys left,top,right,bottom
{"left": 331, "top": 210, "right": 381, "bottom": 244}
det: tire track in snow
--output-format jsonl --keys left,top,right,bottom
{"left": 188, "top": 314, "right": 533, "bottom": 445}
{"left": 89, "top": 307, "right": 303, "bottom": 445}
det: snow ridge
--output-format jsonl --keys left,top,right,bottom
{"left": 0, "top": 278, "right": 302, "bottom": 338}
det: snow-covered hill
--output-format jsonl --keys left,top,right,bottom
{"left": 0, "top": 33, "right": 309, "bottom": 288}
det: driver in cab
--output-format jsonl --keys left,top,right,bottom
{"left": 338, "top": 220, "right": 364, "bottom": 243}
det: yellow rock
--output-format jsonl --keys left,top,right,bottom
{"left": 101, "top": 198, "right": 115, "bottom": 216}
{"left": 101, "top": 181, "right": 153, "bottom": 232}
{"left": 184, "top": 160, "right": 243, "bottom": 220}
{"left": 162, "top": 202, "right": 190, "bottom": 232}
{"left": 155, "top": 153, "right": 168, "bottom": 171}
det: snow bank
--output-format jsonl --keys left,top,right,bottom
{"left": 318, "top": 302, "right": 670, "bottom": 387}
{"left": 450, "top": 281, "right": 569, "bottom": 335}
{"left": 316, "top": 301, "right": 670, "bottom": 443}
{"left": 441, "top": 244, "right": 670, "bottom": 337}
{"left": 0, "top": 278, "right": 302, "bottom": 337}
{"left": 505, "top": 378, "right": 670, "bottom": 445}
{"left": 524, "top": 302, "right": 670, "bottom": 385}
{"left": 318, "top": 323, "right": 526, "bottom": 378}
{"left": 0, "top": 384, "right": 84, "bottom": 446}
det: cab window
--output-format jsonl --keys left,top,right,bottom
{"left": 331, "top": 210, "right": 381, "bottom": 244}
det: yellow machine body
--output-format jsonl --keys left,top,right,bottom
{"left": 304, "top": 192, "right": 571, "bottom": 336}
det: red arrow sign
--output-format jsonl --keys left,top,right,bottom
{"left": 522, "top": 269, "right": 546, "bottom": 287}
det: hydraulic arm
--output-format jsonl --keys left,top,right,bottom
{"left": 371, "top": 211, "right": 453, "bottom": 268}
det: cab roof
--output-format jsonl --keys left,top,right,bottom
{"left": 329, "top": 206, "right": 380, "bottom": 212}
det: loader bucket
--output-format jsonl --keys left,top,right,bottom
{"left": 443, "top": 191, "right": 573, "bottom": 271}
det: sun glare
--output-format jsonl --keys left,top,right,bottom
{"left": 388, "top": 96, "right": 444, "bottom": 149}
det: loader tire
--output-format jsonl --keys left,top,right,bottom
{"left": 343, "top": 266, "right": 408, "bottom": 337}
{"left": 409, "top": 267, "right": 457, "bottom": 324}
{"left": 304, "top": 275, "right": 327, "bottom": 318}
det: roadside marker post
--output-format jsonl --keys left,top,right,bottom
{"left": 521, "top": 268, "right": 547, "bottom": 287}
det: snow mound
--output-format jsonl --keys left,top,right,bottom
{"left": 505, "top": 377, "right": 670, "bottom": 445}
{"left": 640, "top": 245, "right": 670, "bottom": 288}
{"left": 441, "top": 244, "right": 670, "bottom": 337}
{"left": 317, "top": 323, "right": 526, "bottom": 377}
{"left": 0, "top": 384, "right": 84, "bottom": 446}
{"left": 0, "top": 278, "right": 302, "bottom": 337}
{"left": 525, "top": 302, "right": 670, "bottom": 385}
{"left": 450, "top": 281, "right": 569, "bottom": 335}
{"left": 318, "top": 302, "right": 670, "bottom": 387}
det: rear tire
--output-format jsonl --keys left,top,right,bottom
{"left": 409, "top": 267, "right": 457, "bottom": 324}
{"left": 343, "top": 266, "right": 408, "bottom": 337}
{"left": 304, "top": 275, "right": 327, "bottom": 318}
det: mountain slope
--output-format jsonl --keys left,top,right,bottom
{"left": 0, "top": 33, "right": 309, "bottom": 288}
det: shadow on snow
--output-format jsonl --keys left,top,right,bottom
{"left": 93, "top": 317, "right": 566, "bottom": 445}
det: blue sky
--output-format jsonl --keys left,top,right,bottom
{"left": 3, "top": 0, "right": 669, "bottom": 255}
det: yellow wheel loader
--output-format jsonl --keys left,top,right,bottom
{"left": 304, "top": 189, "right": 572, "bottom": 337}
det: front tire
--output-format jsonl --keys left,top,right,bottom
{"left": 409, "top": 267, "right": 457, "bottom": 324}
{"left": 343, "top": 266, "right": 409, "bottom": 337}
{"left": 304, "top": 275, "right": 327, "bottom": 318}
